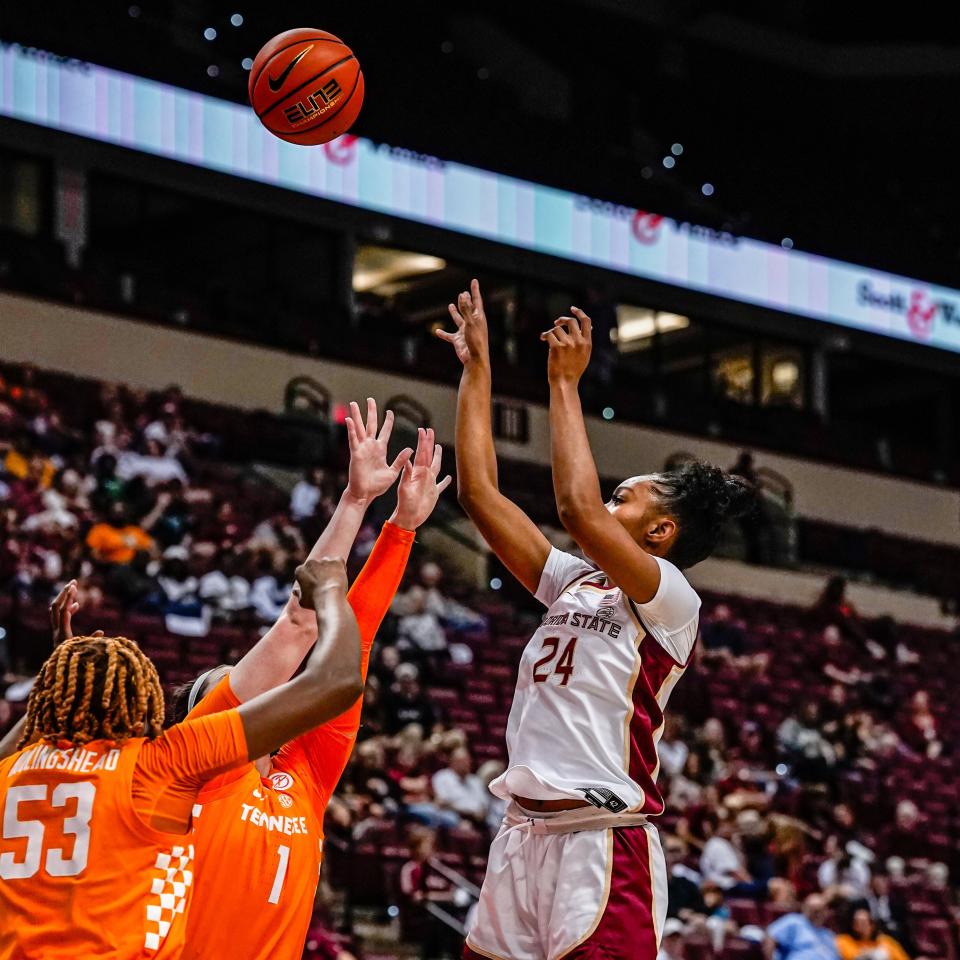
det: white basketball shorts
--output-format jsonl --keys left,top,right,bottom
{"left": 464, "top": 804, "right": 667, "bottom": 960}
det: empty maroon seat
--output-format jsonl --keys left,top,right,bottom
{"left": 727, "top": 899, "right": 762, "bottom": 927}
{"left": 717, "top": 939, "right": 762, "bottom": 960}
{"left": 684, "top": 938, "right": 713, "bottom": 960}
{"left": 466, "top": 691, "right": 497, "bottom": 709}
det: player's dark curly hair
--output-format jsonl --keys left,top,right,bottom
{"left": 19, "top": 636, "right": 165, "bottom": 747}
{"left": 652, "top": 460, "right": 756, "bottom": 569}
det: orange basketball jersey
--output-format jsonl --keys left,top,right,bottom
{"left": 0, "top": 710, "right": 246, "bottom": 960}
{"left": 183, "top": 716, "right": 329, "bottom": 960}
{"left": 182, "top": 521, "right": 414, "bottom": 960}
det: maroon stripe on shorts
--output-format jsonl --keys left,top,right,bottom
{"left": 561, "top": 826, "right": 658, "bottom": 960}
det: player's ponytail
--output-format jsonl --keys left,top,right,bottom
{"left": 653, "top": 460, "right": 757, "bottom": 569}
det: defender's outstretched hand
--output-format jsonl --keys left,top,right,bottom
{"left": 391, "top": 427, "right": 452, "bottom": 531}
{"left": 436, "top": 278, "right": 491, "bottom": 367}
{"left": 541, "top": 307, "right": 593, "bottom": 386}
{"left": 345, "top": 398, "right": 413, "bottom": 503}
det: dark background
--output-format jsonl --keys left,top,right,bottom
{"left": 3, "top": 0, "right": 960, "bottom": 285}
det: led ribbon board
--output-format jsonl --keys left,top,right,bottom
{"left": 2, "top": 41, "right": 960, "bottom": 354}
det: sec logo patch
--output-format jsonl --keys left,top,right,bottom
{"left": 277, "top": 793, "right": 294, "bottom": 808}
{"left": 270, "top": 772, "right": 294, "bottom": 791}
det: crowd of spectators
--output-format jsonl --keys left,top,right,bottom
{"left": 0, "top": 364, "right": 365, "bottom": 673}
{"left": 2, "top": 361, "right": 960, "bottom": 960}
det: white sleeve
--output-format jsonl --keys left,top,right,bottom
{"left": 534, "top": 547, "right": 594, "bottom": 608}
{"left": 634, "top": 556, "right": 701, "bottom": 665}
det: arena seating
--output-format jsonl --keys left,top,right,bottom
{"left": 2, "top": 359, "right": 959, "bottom": 959}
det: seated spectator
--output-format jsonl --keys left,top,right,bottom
{"left": 777, "top": 703, "right": 837, "bottom": 783}
{"left": 395, "top": 588, "right": 448, "bottom": 668}
{"left": 143, "top": 402, "right": 189, "bottom": 457}
{"left": 197, "top": 549, "right": 252, "bottom": 616}
{"left": 249, "top": 511, "right": 305, "bottom": 553}
{"left": 250, "top": 553, "right": 294, "bottom": 623}
{"left": 399, "top": 829, "right": 458, "bottom": 957}
{"left": 732, "top": 720, "right": 768, "bottom": 766}
{"left": 371, "top": 645, "right": 403, "bottom": 688}
{"left": 701, "top": 604, "right": 746, "bottom": 657}
{"left": 764, "top": 894, "right": 840, "bottom": 960}
{"left": 30, "top": 409, "right": 81, "bottom": 458}
{"left": 701, "top": 881, "right": 737, "bottom": 950}
{"left": 818, "top": 846, "right": 872, "bottom": 901}
{"left": 900, "top": 690, "right": 941, "bottom": 758}
{"left": 116, "top": 438, "right": 188, "bottom": 487}
{"left": 698, "top": 718, "right": 729, "bottom": 780}
{"left": 658, "top": 918, "right": 687, "bottom": 960}
{"left": 431, "top": 748, "right": 489, "bottom": 827}
{"left": 86, "top": 502, "right": 154, "bottom": 565}
{"left": 147, "top": 482, "right": 193, "bottom": 548}
{"left": 835, "top": 908, "right": 909, "bottom": 960}
{"left": 383, "top": 663, "right": 436, "bottom": 735}
{"left": 658, "top": 715, "right": 690, "bottom": 779}
{"left": 290, "top": 466, "right": 327, "bottom": 522}
{"left": 355, "top": 678, "right": 387, "bottom": 742}
{"left": 3, "top": 436, "right": 55, "bottom": 488}
{"left": 105, "top": 549, "right": 160, "bottom": 610}
{"left": 669, "top": 752, "right": 709, "bottom": 810}
{"left": 665, "top": 835, "right": 707, "bottom": 921}
{"left": 875, "top": 801, "right": 938, "bottom": 864}
{"left": 391, "top": 741, "right": 458, "bottom": 830}
{"left": 864, "top": 875, "right": 910, "bottom": 951}
{"left": 4, "top": 471, "right": 44, "bottom": 518}
{"left": 700, "top": 813, "right": 752, "bottom": 892}
{"left": 156, "top": 546, "right": 201, "bottom": 611}
{"left": 344, "top": 738, "right": 397, "bottom": 819}
{"left": 20, "top": 468, "right": 86, "bottom": 532}
{"left": 392, "top": 560, "right": 485, "bottom": 632}
{"left": 476, "top": 759, "right": 507, "bottom": 836}
{"left": 87, "top": 452, "right": 126, "bottom": 512}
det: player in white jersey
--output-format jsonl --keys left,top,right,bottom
{"left": 436, "top": 282, "right": 753, "bottom": 960}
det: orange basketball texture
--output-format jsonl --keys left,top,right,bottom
{"left": 248, "top": 28, "right": 364, "bottom": 146}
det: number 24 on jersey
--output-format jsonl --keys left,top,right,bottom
{"left": 532, "top": 637, "right": 578, "bottom": 686}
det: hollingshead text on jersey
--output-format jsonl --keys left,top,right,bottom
{"left": 8, "top": 744, "right": 121, "bottom": 776}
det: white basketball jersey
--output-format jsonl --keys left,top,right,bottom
{"left": 489, "top": 548, "right": 701, "bottom": 815}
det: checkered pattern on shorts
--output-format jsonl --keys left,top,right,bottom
{"left": 144, "top": 843, "right": 195, "bottom": 952}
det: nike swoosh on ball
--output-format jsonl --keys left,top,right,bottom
{"left": 268, "top": 46, "right": 313, "bottom": 92}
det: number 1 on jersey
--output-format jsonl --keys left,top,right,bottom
{"left": 268, "top": 844, "right": 290, "bottom": 904}
{"left": 532, "top": 637, "right": 578, "bottom": 686}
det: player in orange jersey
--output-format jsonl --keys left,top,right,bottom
{"left": 174, "top": 403, "right": 451, "bottom": 960}
{"left": 0, "top": 555, "right": 363, "bottom": 960}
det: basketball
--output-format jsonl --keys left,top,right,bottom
{"left": 248, "top": 28, "right": 364, "bottom": 146}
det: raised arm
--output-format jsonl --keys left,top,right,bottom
{"left": 0, "top": 580, "right": 103, "bottom": 759}
{"left": 541, "top": 309, "right": 662, "bottom": 604}
{"left": 273, "top": 426, "right": 451, "bottom": 797}
{"left": 436, "top": 279, "right": 551, "bottom": 594}
{"left": 239, "top": 559, "right": 363, "bottom": 760}
{"left": 227, "top": 399, "right": 412, "bottom": 703}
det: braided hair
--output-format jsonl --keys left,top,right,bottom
{"left": 652, "top": 460, "right": 756, "bottom": 569}
{"left": 18, "top": 636, "right": 165, "bottom": 748}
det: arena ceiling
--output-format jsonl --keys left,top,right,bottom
{"left": 4, "top": 1, "right": 960, "bottom": 287}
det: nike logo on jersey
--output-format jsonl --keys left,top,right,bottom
{"left": 268, "top": 46, "right": 313, "bottom": 92}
